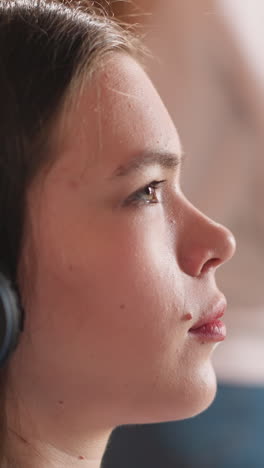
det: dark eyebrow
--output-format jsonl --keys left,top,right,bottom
{"left": 111, "top": 150, "right": 185, "bottom": 178}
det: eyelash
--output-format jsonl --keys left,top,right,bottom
{"left": 125, "top": 180, "right": 167, "bottom": 206}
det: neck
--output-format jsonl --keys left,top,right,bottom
{"left": 4, "top": 386, "right": 112, "bottom": 468}
{"left": 4, "top": 353, "right": 115, "bottom": 468}
{"left": 4, "top": 428, "right": 109, "bottom": 468}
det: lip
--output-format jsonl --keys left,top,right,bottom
{"left": 188, "top": 298, "right": 227, "bottom": 342}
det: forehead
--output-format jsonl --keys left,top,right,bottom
{"left": 52, "top": 53, "right": 181, "bottom": 179}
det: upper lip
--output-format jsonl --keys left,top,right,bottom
{"left": 189, "top": 297, "right": 227, "bottom": 331}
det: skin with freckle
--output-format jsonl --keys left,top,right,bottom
{"left": 183, "top": 313, "right": 193, "bottom": 321}
{"left": 8, "top": 54, "right": 236, "bottom": 446}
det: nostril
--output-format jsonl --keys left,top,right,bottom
{"left": 200, "top": 258, "right": 221, "bottom": 275}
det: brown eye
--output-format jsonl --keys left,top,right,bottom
{"left": 142, "top": 184, "right": 159, "bottom": 203}
{"left": 125, "top": 180, "right": 167, "bottom": 206}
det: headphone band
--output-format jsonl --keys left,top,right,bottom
{"left": 0, "top": 272, "right": 24, "bottom": 366}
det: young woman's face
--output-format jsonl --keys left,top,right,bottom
{"left": 19, "top": 54, "right": 235, "bottom": 428}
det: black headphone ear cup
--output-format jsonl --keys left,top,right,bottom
{"left": 0, "top": 272, "right": 23, "bottom": 367}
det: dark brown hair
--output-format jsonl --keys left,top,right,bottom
{"left": 0, "top": 0, "right": 139, "bottom": 284}
{"left": 0, "top": 1, "right": 140, "bottom": 464}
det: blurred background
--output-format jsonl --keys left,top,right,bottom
{"left": 100, "top": 1, "right": 264, "bottom": 466}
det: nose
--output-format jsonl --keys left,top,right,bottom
{"left": 177, "top": 196, "right": 236, "bottom": 277}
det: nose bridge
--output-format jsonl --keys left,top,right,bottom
{"left": 177, "top": 194, "right": 236, "bottom": 276}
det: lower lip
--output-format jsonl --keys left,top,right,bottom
{"left": 189, "top": 319, "right": 226, "bottom": 342}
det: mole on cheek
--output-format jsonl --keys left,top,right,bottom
{"left": 78, "top": 455, "right": 85, "bottom": 460}
{"left": 120, "top": 304, "right": 126, "bottom": 309}
{"left": 182, "top": 312, "right": 193, "bottom": 321}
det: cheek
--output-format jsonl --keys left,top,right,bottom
{"left": 28, "top": 209, "right": 186, "bottom": 371}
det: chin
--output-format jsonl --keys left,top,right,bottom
{"left": 114, "top": 360, "right": 218, "bottom": 426}
{"left": 177, "top": 361, "right": 218, "bottom": 422}
{"left": 136, "top": 362, "right": 218, "bottom": 425}
{"left": 184, "top": 371, "right": 217, "bottom": 420}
